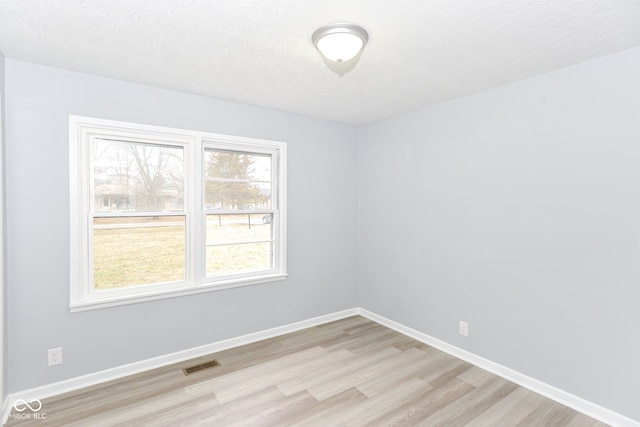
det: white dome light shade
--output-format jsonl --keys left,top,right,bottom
{"left": 316, "top": 32, "right": 363, "bottom": 62}
{"left": 312, "top": 24, "right": 369, "bottom": 63}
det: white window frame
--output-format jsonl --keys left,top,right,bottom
{"left": 70, "top": 116, "right": 287, "bottom": 312}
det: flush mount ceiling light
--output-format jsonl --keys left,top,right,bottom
{"left": 312, "top": 23, "right": 369, "bottom": 63}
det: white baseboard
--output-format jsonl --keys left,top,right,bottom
{"left": 356, "top": 308, "right": 639, "bottom": 427}
{"left": 3, "top": 307, "right": 638, "bottom": 427}
{"left": 2, "top": 308, "right": 357, "bottom": 426}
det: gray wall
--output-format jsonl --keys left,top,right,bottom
{"left": 358, "top": 47, "right": 640, "bottom": 421}
{"left": 5, "top": 47, "right": 640, "bottom": 422}
{"left": 4, "top": 59, "right": 359, "bottom": 392}
{"left": 1, "top": 49, "right": 6, "bottom": 403}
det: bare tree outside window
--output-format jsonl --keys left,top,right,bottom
{"left": 204, "top": 150, "right": 270, "bottom": 210}
{"left": 92, "top": 139, "right": 186, "bottom": 289}
{"left": 94, "top": 140, "right": 184, "bottom": 212}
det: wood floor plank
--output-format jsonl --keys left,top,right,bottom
{"left": 456, "top": 365, "right": 496, "bottom": 387}
{"left": 222, "top": 390, "right": 317, "bottom": 427}
{"left": 280, "top": 346, "right": 400, "bottom": 399}
{"left": 463, "top": 386, "right": 544, "bottom": 426}
{"left": 5, "top": 316, "right": 610, "bottom": 427}
{"left": 420, "top": 376, "right": 520, "bottom": 426}
{"left": 186, "top": 345, "right": 327, "bottom": 403}
{"left": 356, "top": 347, "right": 452, "bottom": 397}
{"left": 365, "top": 376, "right": 476, "bottom": 426}
{"left": 355, "top": 346, "right": 434, "bottom": 397}
{"left": 180, "top": 386, "right": 287, "bottom": 427}
{"left": 304, "top": 346, "right": 401, "bottom": 400}
{"left": 342, "top": 378, "right": 431, "bottom": 426}
{"left": 516, "top": 401, "right": 589, "bottom": 427}
{"left": 286, "top": 387, "right": 368, "bottom": 427}
{"left": 276, "top": 348, "right": 361, "bottom": 397}
{"left": 420, "top": 356, "right": 474, "bottom": 387}
{"left": 319, "top": 324, "right": 396, "bottom": 353}
{"left": 107, "top": 391, "right": 218, "bottom": 427}
{"left": 565, "top": 414, "right": 612, "bottom": 427}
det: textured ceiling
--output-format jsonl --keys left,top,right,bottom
{"left": 1, "top": 0, "right": 639, "bottom": 124}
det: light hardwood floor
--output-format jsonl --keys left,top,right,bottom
{"left": 6, "top": 316, "right": 608, "bottom": 426}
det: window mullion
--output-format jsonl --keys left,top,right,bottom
{"left": 192, "top": 136, "right": 204, "bottom": 285}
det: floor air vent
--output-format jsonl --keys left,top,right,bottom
{"left": 182, "top": 359, "right": 221, "bottom": 375}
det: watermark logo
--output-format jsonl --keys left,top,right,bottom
{"left": 14, "top": 399, "right": 42, "bottom": 412}
{"left": 9, "top": 398, "right": 47, "bottom": 420}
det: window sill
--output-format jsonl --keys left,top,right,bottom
{"left": 69, "top": 273, "right": 288, "bottom": 313}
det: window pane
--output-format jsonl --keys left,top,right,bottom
{"left": 204, "top": 149, "right": 272, "bottom": 210}
{"left": 93, "top": 216, "right": 185, "bottom": 290}
{"left": 93, "top": 140, "right": 184, "bottom": 212}
{"left": 206, "top": 243, "right": 272, "bottom": 277}
{"left": 204, "top": 182, "right": 271, "bottom": 209}
{"left": 206, "top": 214, "right": 273, "bottom": 278}
{"left": 204, "top": 150, "right": 271, "bottom": 181}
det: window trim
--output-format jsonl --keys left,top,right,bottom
{"left": 69, "top": 116, "right": 287, "bottom": 312}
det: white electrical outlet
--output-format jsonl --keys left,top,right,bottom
{"left": 48, "top": 347, "right": 63, "bottom": 366}
{"left": 459, "top": 321, "right": 469, "bottom": 337}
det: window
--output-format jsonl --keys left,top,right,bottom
{"left": 70, "top": 116, "right": 287, "bottom": 311}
